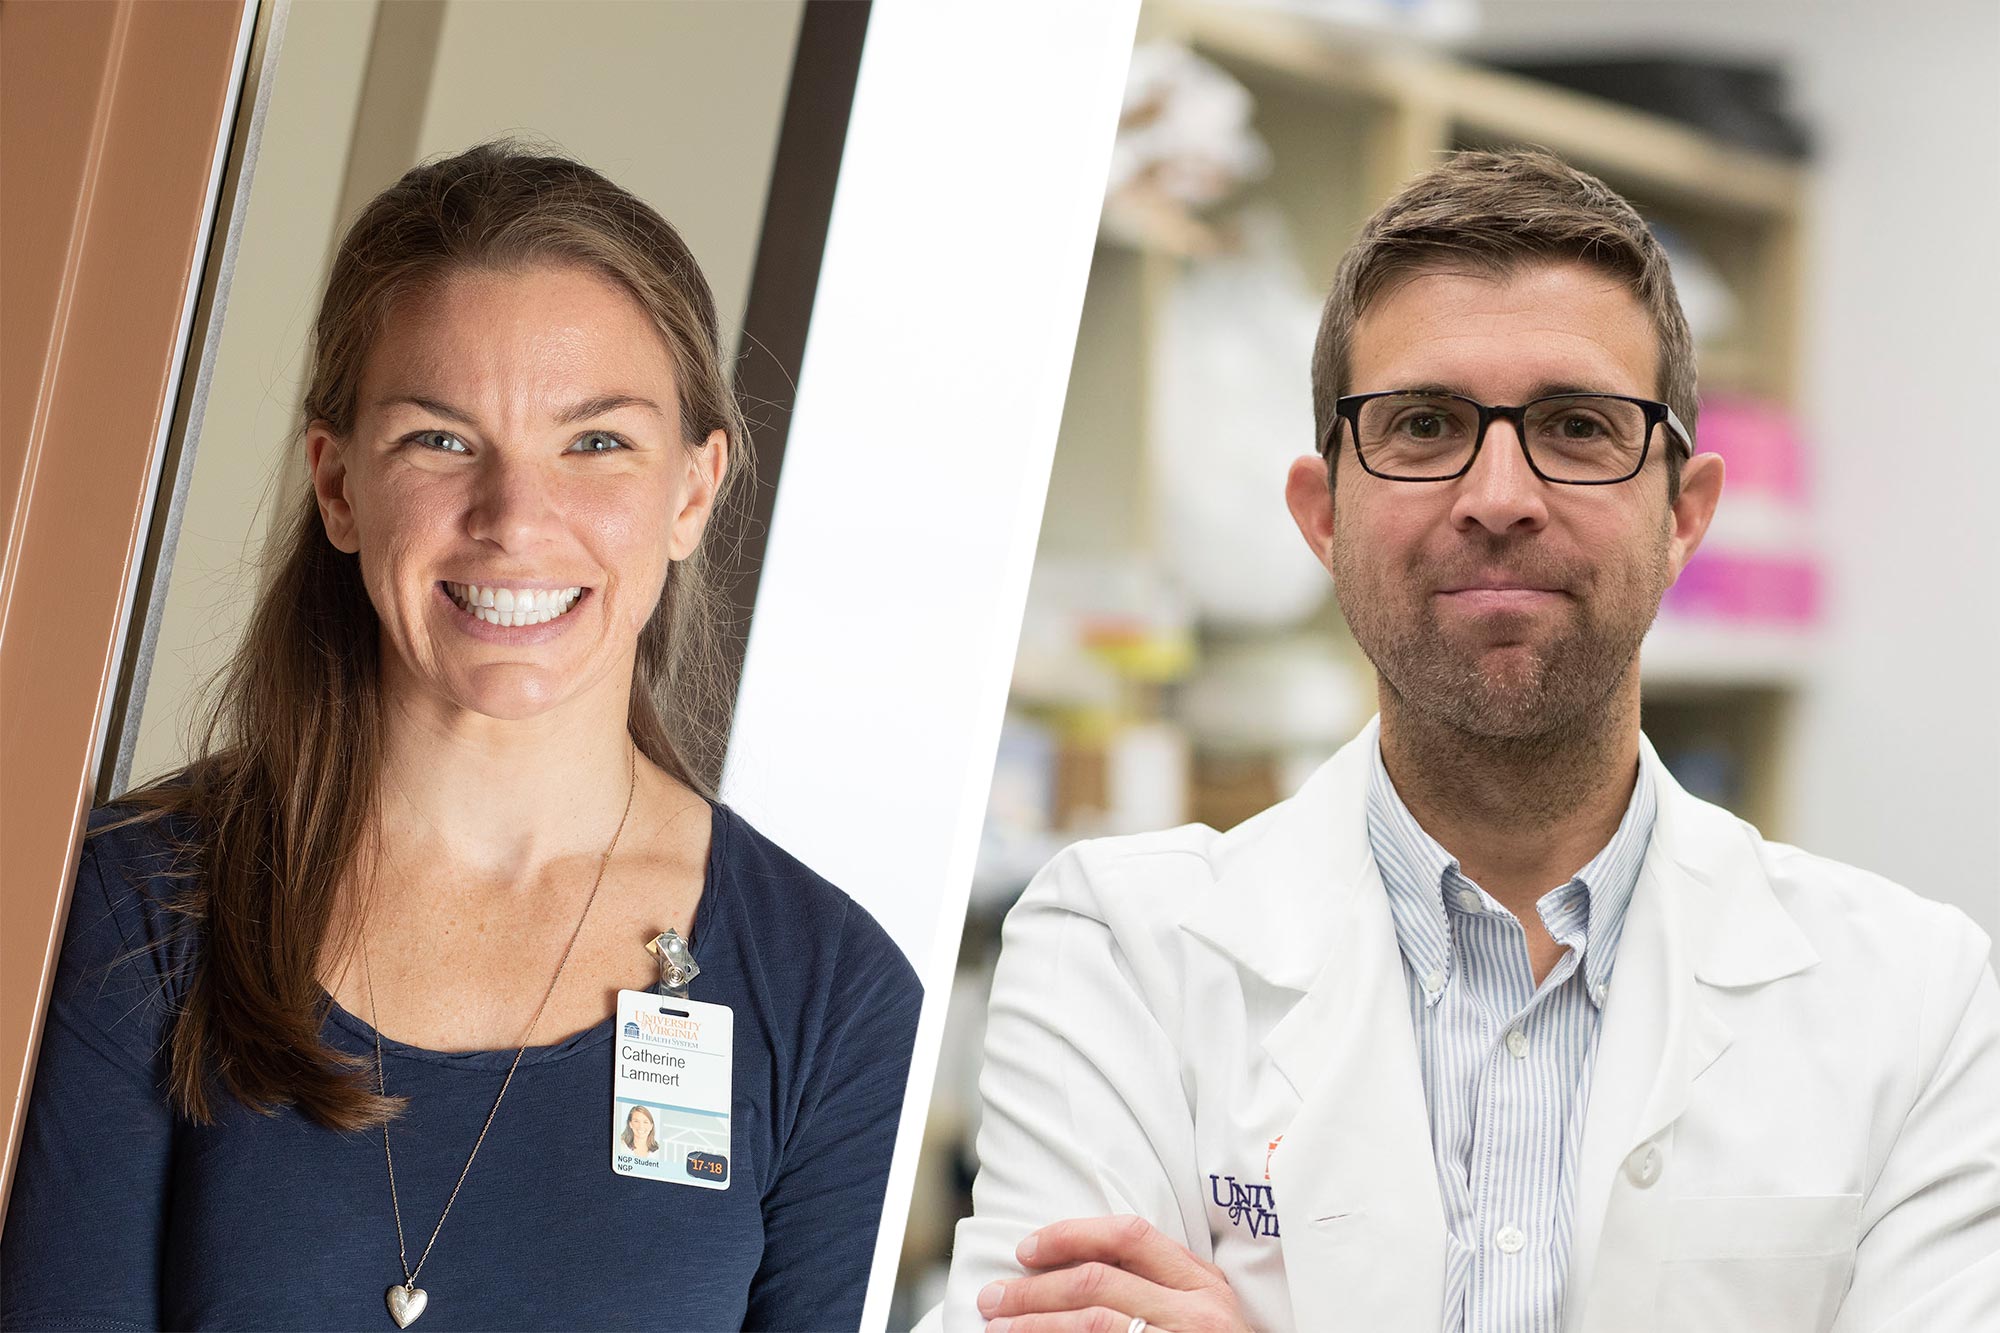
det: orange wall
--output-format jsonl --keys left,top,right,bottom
{"left": 0, "top": 0, "right": 250, "bottom": 1217}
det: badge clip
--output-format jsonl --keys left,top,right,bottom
{"left": 645, "top": 929, "right": 700, "bottom": 998}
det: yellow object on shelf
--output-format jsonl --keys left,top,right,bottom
{"left": 1082, "top": 621, "right": 1198, "bottom": 683}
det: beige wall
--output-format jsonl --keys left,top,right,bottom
{"left": 127, "top": 0, "right": 378, "bottom": 788}
{"left": 129, "top": 0, "right": 804, "bottom": 787}
{"left": 416, "top": 0, "right": 801, "bottom": 347}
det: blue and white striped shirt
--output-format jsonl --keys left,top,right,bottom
{"left": 1365, "top": 737, "right": 1656, "bottom": 1333}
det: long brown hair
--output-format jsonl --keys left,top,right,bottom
{"left": 106, "top": 137, "right": 752, "bottom": 1132}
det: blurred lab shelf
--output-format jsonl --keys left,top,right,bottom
{"left": 1641, "top": 620, "right": 1819, "bottom": 690}
{"left": 1165, "top": 2, "right": 1805, "bottom": 217}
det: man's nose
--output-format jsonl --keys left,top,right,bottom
{"left": 1450, "top": 416, "right": 1549, "bottom": 536}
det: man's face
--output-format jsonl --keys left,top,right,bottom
{"left": 1285, "top": 260, "right": 1722, "bottom": 742}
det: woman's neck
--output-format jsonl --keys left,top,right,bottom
{"left": 368, "top": 670, "right": 652, "bottom": 894}
{"left": 317, "top": 664, "right": 717, "bottom": 1052}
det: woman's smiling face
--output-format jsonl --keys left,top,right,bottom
{"left": 306, "top": 262, "right": 726, "bottom": 724}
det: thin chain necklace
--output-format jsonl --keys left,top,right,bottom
{"left": 362, "top": 742, "right": 638, "bottom": 1329}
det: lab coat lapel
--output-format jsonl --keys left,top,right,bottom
{"left": 1563, "top": 738, "right": 1820, "bottom": 1333}
{"left": 1264, "top": 858, "right": 1445, "bottom": 1333}
{"left": 1183, "top": 719, "right": 1445, "bottom": 1333}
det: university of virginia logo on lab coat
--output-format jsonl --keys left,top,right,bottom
{"left": 1208, "top": 1174, "right": 1281, "bottom": 1236}
{"left": 1209, "top": 1135, "right": 1284, "bottom": 1238}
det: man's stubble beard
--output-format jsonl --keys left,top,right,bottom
{"left": 1329, "top": 514, "right": 1673, "bottom": 758}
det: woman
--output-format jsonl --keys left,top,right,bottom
{"left": 622, "top": 1105, "right": 661, "bottom": 1158}
{"left": 0, "top": 140, "right": 921, "bottom": 1331}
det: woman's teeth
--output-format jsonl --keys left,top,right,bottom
{"left": 444, "top": 582, "right": 584, "bottom": 627}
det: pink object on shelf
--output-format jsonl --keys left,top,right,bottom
{"left": 1694, "top": 395, "right": 1808, "bottom": 501}
{"left": 1661, "top": 551, "right": 1822, "bottom": 625}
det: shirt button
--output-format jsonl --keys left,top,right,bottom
{"left": 1423, "top": 968, "right": 1447, "bottom": 996}
{"left": 1495, "top": 1225, "right": 1526, "bottom": 1254}
{"left": 1625, "top": 1142, "right": 1664, "bottom": 1188}
{"left": 1592, "top": 982, "right": 1609, "bottom": 1005}
{"left": 1455, "top": 888, "right": 1483, "bottom": 912}
{"left": 1505, "top": 1029, "right": 1529, "bottom": 1059}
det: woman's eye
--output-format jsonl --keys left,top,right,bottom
{"left": 410, "top": 430, "right": 470, "bottom": 454}
{"left": 567, "top": 430, "right": 630, "bottom": 455}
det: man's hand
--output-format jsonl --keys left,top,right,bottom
{"left": 975, "top": 1215, "right": 1253, "bottom": 1332}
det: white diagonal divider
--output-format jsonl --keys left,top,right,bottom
{"left": 718, "top": 3, "right": 1140, "bottom": 1328}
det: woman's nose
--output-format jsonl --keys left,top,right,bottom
{"left": 465, "top": 451, "right": 558, "bottom": 548}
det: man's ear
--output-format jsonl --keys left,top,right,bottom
{"left": 1667, "top": 450, "right": 1725, "bottom": 581}
{"left": 305, "top": 420, "right": 361, "bottom": 553}
{"left": 666, "top": 428, "right": 729, "bottom": 561}
{"left": 1284, "top": 454, "right": 1337, "bottom": 573}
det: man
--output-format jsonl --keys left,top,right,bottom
{"left": 941, "top": 151, "right": 2000, "bottom": 1333}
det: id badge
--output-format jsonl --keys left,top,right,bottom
{"left": 611, "top": 988, "right": 732, "bottom": 1189}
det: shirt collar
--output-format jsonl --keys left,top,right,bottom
{"left": 1365, "top": 731, "right": 1658, "bottom": 1010}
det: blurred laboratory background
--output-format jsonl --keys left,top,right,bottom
{"left": 891, "top": 0, "right": 2000, "bottom": 1321}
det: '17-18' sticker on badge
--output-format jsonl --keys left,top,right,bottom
{"left": 612, "top": 988, "right": 732, "bottom": 1189}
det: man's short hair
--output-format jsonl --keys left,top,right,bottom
{"left": 1311, "top": 148, "right": 1694, "bottom": 503}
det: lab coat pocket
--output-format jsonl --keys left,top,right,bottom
{"left": 1656, "top": 1193, "right": 1861, "bottom": 1333}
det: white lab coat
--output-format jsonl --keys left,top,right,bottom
{"left": 942, "top": 718, "right": 2000, "bottom": 1332}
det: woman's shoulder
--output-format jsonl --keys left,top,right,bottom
{"left": 55, "top": 803, "right": 203, "bottom": 1048}
{"left": 82, "top": 798, "right": 201, "bottom": 872}
{"left": 78, "top": 801, "right": 202, "bottom": 927}
{"left": 707, "top": 802, "right": 920, "bottom": 1000}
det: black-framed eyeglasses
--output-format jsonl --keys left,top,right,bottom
{"left": 1321, "top": 390, "right": 1694, "bottom": 485}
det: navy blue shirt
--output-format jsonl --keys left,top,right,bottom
{"left": 1, "top": 800, "right": 922, "bottom": 1331}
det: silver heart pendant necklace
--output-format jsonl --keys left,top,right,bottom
{"left": 385, "top": 1282, "right": 428, "bottom": 1329}
{"left": 364, "top": 745, "right": 637, "bottom": 1326}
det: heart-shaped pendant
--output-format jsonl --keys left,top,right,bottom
{"left": 386, "top": 1282, "right": 429, "bottom": 1328}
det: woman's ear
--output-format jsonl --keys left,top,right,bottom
{"left": 306, "top": 420, "right": 361, "bottom": 553}
{"left": 665, "top": 428, "right": 730, "bottom": 561}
